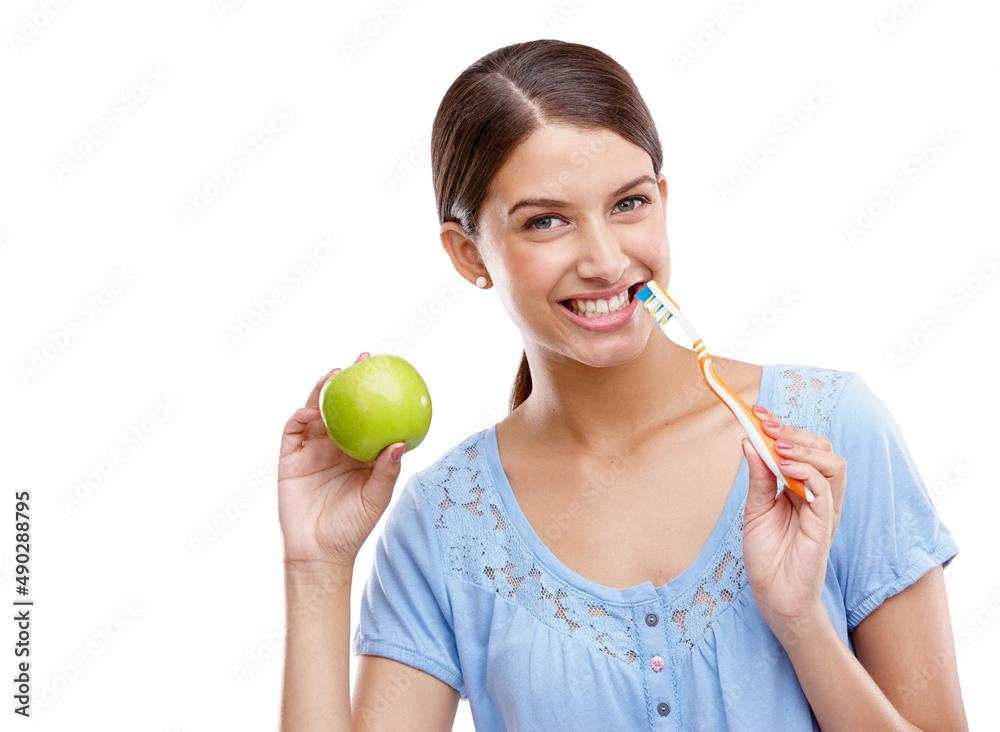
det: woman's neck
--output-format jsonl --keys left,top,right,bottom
{"left": 513, "top": 329, "right": 716, "bottom": 457}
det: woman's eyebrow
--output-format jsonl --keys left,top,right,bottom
{"left": 506, "top": 174, "right": 657, "bottom": 217}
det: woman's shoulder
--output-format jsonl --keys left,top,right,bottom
{"left": 374, "top": 427, "right": 498, "bottom": 575}
{"left": 765, "top": 361, "right": 861, "bottom": 438}
{"left": 404, "top": 427, "right": 495, "bottom": 506}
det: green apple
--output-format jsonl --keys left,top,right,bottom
{"left": 319, "top": 354, "right": 432, "bottom": 463}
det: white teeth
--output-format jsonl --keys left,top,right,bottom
{"left": 568, "top": 291, "right": 629, "bottom": 317}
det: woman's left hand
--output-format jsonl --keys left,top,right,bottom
{"left": 741, "top": 405, "right": 847, "bottom": 640}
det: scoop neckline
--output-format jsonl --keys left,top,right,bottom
{"left": 483, "top": 363, "right": 775, "bottom": 606}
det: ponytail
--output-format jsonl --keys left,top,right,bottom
{"left": 508, "top": 350, "right": 532, "bottom": 412}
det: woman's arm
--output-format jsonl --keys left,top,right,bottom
{"left": 851, "top": 565, "right": 967, "bottom": 730}
{"left": 281, "top": 562, "right": 461, "bottom": 732}
{"left": 773, "top": 565, "right": 966, "bottom": 731}
{"left": 741, "top": 407, "right": 967, "bottom": 731}
{"left": 281, "top": 562, "right": 355, "bottom": 729}
{"left": 278, "top": 354, "right": 458, "bottom": 730}
{"left": 353, "top": 655, "right": 460, "bottom": 731}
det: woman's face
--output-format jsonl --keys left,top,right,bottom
{"left": 472, "top": 123, "right": 670, "bottom": 369}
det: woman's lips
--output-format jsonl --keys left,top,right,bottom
{"left": 557, "top": 292, "right": 641, "bottom": 332}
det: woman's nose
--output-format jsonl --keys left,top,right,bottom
{"left": 575, "top": 221, "right": 629, "bottom": 282}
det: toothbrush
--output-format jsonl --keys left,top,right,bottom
{"left": 636, "top": 280, "right": 814, "bottom": 503}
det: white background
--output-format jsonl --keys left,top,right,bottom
{"left": 1, "top": 0, "right": 997, "bottom": 729}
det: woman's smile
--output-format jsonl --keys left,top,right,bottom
{"left": 556, "top": 281, "right": 645, "bottom": 331}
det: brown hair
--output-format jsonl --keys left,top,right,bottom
{"left": 430, "top": 39, "right": 663, "bottom": 413}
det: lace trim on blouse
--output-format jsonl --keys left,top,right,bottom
{"left": 420, "top": 365, "right": 853, "bottom": 665}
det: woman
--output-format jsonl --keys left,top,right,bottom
{"left": 278, "top": 40, "right": 966, "bottom": 731}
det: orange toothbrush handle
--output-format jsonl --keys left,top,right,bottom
{"left": 743, "top": 407, "right": 811, "bottom": 502}
{"left": 701, "top": 359, "right": 811, "bottom": 502}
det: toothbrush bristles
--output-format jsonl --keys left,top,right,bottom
{"left": 636, "top": 284, "right": 672, "bottom": 325}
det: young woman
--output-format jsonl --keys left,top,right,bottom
{"left": 278, "top": 40, "right": 967, "bottom": 731}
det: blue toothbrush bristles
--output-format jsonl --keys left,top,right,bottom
{"left": 636, "top": 284, "right": 673, "bottom": 325}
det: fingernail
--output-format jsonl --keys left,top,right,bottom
{"left": 391, "top": 444, "right": 405, "bottom": 463}
{"left": 779, "top": 459, "right": 796, "bottom": 467}
{"left": 775, "top": 439, "right": 794, "bottom": 450}
{"left": 764, "top": 419, "right": 781, "bottom": 429}
{"left": 752, "top": 404, "right": 769, "bottom": 415}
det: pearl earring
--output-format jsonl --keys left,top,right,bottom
{"left": 476, "top": 276, "right": 488, "bottom": 288}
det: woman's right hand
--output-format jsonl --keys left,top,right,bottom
{"left": 277, "top": 352, "right": 406, "bottom": 569}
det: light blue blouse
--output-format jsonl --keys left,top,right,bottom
{"left": 352, "top": 364, "right": 959, "bottom": 731}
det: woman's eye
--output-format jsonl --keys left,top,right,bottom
{"left": 526, "top": 215, "right": 564, "bottom": 231}
{"left": 615, "top": 196, "right": 649, "bottom": 213}
{"left": 525, "top": 197, "right": 649, "bottom": 230}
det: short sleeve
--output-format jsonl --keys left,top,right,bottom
{"left": 352, "top": 473, "right": 466, "bottom": 698}
{"left": 828, "top": 375, "right": 959, "bottom": 631}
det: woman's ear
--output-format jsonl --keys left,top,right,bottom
{"left": 657, "top": 173, "right": 668, "bottom": 217}
{"left": 440, "top": 222, "right": 490, "bottom": 287}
